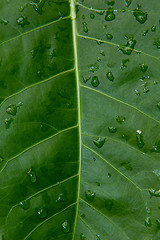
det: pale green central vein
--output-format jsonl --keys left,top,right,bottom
{"left": 0, "top": 124, "right": 78, "bottom": 174}
{"left": 24, "top": 201, "right": 77, "bottom": 240}
{"left": 77, "top": 34, "right": 160, "bottom": 63}
{"left": 0, "top": 16, "right": 71, "bottom": 48}
{"left": 80, "top": 198, "right": 131, "bottom": 240}
{"left": 81, "top": 84, "right": 160, "bottom": 125}
{"left": 0, "top": 68, "right": 75, "bottom": 108}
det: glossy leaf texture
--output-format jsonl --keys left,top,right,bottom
{"left": 0, "top": 0, "right": 160, "bottom": 239}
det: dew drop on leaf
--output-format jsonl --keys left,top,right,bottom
{"left": 105, "top": 199, "right": 114, "bottom": 211}
{"left": 82, "top": 75, "right": 91, "bottom": 83}
{"left": 0, "top": 19, "right": 8, "bottom": 25}
{"left": 16, "top": 16, "right": 30, "bottom": 27}
{"left": 100, "top": 50, "right": 105, "bottom": 56}
{"left": 105, "top": 7, "right": 115, "bottom": 21}
{"left": 82, "top": 15, "right": 85, "bottom": 19}
{"left": 151, "top": 25, "right": 156, "bottom": 32}
{"left": 119, "top": 37, "right": 136, "bottom": 55}
{"left": 19, "top": 200, "right": 30, "bottom": 210}
{"left": 133, "top": 6, "right": 148, "bottom": 24}
{"left": 62, "top": 220, "right": 70, "bottom": 233}
{"left": 120, "top": 58, "right": 129, "bottom": 70}
{"left": 108, "top": 126, "right": 117, "bottom": 133}
{"left": 146, "top": 207, "right": 151, "bottom": 214}
{"left": 145, "top": 217, "right": 152, "bottom": 227}
{"left": 82, "top": 22, "right": 88, "bottom": 33}
{"left": 124, "top": 0, "right": 132, "bottom": 7}
{"left": 5, "top": 118, "right": 13, "bottom": 129}
{"left": 152, "top": 141, "right": 160, "bottom": 152}
{"left": 37, "top": 207, "right": 48, "bottom": 219}
{"left": 108, "top": 173, "right": 111, "bottom": 178}
{"left": 85, "top": 190, "right": 95, "bottom": 202}
{"left": 106, "top": 71, "right": 114, "bottom": 81}
{"left": 153, "top": 169, "right": 160, "bottom": 177}
{"left": 153, "top": 39, "right": 160, "bottom": 49}
{"left": 91, "top": 76, "right": 100, "bottom": 87}
{"left": 116, "top": 115, "right": 125, "bottom": 124}
{"left": 6, "top": 104, "right": 17, "bottom": 116}
{"left": 149, "top": 189, "right": 160, "bottom": 197}
{"left": 26, "top": 168, "right": 37, "bottom": 183}
{"left": 140, "top": 64, "right": 148, "bottom": 72}
{"left": 56, "top": 193, "right": 67, "bottom": 203}
{"left": 136, "top": 130, "right": 144, "bottom": 148}
{"left": 142, "top": 29, "right": 149, "bottom": 36}
{"left": 106, "top": 33, "right": 113, "bottom": 40}
{"left": 93, "top": 137, "right": 106, "bottom": 148}
{"left": 89, "top": 63, "right": 99, "bottom": 72}
{"left": 90, "top": 13, "right": 95, "bottom": 19}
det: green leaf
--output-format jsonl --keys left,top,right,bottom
{"left": 0, "top": 0, "right": 160, "bottom": 239}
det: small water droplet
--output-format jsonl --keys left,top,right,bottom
{"left": 136, "top": 130, "right": 144, "bottom": 148}
{"left": 100, "top": 50, "right": 105, "bottom": 56}
{"left": 83, "top": 21, "right": 88, "bottom": 33}
{"left": 151, "top": 25, "right": 156, "bottom": 32}
{"left": 30, "top": 0, "right": 46, "bottom": 15}
{"left": 16, "top": 16, "right": 30, "bottom": 27}
{"left": 19, "top": 200, "right": 30, "bottom": 210}
{"left": 90, "top": 13, "right": 95, "bottom": 19}
{"left": 106, "top": 33, "right": 113, "bottom": 40}
{"left": 145, "top": 217, "right": 152, "bottom": 227}
{"left": 152, "top": 141, "right": 160, "bottom": 152}
{"left": 153, "top": 169, "right": 160, "bottom": 177}
{"left": 149, "top": 189, "right": 160, "bottom": 197}
{"left": 105, "top": 7, "right": 115, "bottom": 21}
{"left": 85, "top": 190, "right": 95, "bottom": 202}
{"left": 116, "top": 115, "right": 125, "bottom": 124}
{"left": 5, "top": 118, "right": 13, "bottom": 129}
{"left": 82, "top": 75, "right": 91, "bottom": 83}
{"left": 82, "top": 15, "right": 85, "bottom": 19}
{"left": 120, "top": 58, "right": 130, "bottom": 70}
{"left": 26, "top": 168, "right": 37, "bottom": 183}
{"left": 142, "top": 29, "right": 149, "bottom": 36}
{"left": 133, "top": 6, "right": 148, "bottom": 24}
{"left": 91, "top": 76, "right": 100, "bottom": 87}
{"left": 124, "top": 0, "right": 132, "bottom": 7}
{"left": 56, "top": 193, "right": 67, "bottom": 203}
{"left": 146, "top": 207, "right": 151, "bottom": 214}
{"left": 153, "top": 39, "right": 160, "bottom": 49}
{"left": 108, "top": 126, "right": 117, "bottom": 133}
{"left": 80, "top": 233, "right": 86, "bottom": 240}
{"left": 119, "top": 36, "right": 136, "bottom": 55}
{"left": 89, "top": 63, "right": 99, "bottom": 72}
{"left": 105, "top": 199, "right": 114, "bottom": 211}
{"left": 62, "top": 220, "right": 70, "bottom": 233}
{"left": 106, "top": 0, "right": 115, "bottom": 6}
{"left": 0, "top": 19, "right": 9, "bottom": 25}
{"left": 93, "top": 137, "right": 106, "bottom": 148}
{"left": 106, "top": 71, "right": 114, "bottom": 81}
{"left": 37, "top": 207, "right": 47, "bottom": 219}
{"left": 108, "top": 173, "right": 111, "bottom": 178}
{"left": 135, "top": 89, "right": 140, "bottom": 96}
{"left": 140, "top": 64, "right": 148, "bottom": 72}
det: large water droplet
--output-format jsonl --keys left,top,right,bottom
{"left": 91, "top": 76, "right": 100, "bottom": 87}
{"left": 37, "top": 207, "right": 48, "bottom": 219}
{"left": 105, "top": 8, "right": 115, "bottom": 21}
{"left": 16, "top": 16, "right": 30, "bottom": 27}
{"left": 140, "top": 64, "right": 148, "bottom": 72}
{"left": 119, "top": 37, "right": 136, "bottom": 55}
{"left": 19, "top": 200, "right": 30, "bottom": 210}
{"left": 26, "top": 168, "right": 37, "bottom": 183}
{"left": 85, "top": 190, "right": 95, "bottom": 202}
{"left": 108, "top": 126, "right": 117, "bottom": 133}
{"left": 133, "top": 6, "right": 148, "bottom": 24}
{"left": 83, "top": 22, "right": 88, "bottom": 33}
{"left": 105, "top": 199, "right": 114, "bottom": 211}
{"left": 145, "top": 217, "right": 152, "bottom": 227}
{"left": 62, "top": 220, "right": 70, "bottom": 233}
{"left": 149, "top": 189, "right": 160, "bottom": 197}
{"left": 5, "top": 118, "right": 13, "bottom": 129}
{"left": 93, "top": 137, "right": 106, "bottom": 148}
{"left": 136, "top": 130, "right": 144, "bottom": 148}
{"left": 106, "top": 71, "right": 114, "bottom": 81}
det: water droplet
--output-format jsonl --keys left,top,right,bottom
{"left": 80, "top": 233, "right": 86, "bottom": 240}
{"left": 133, "top": 6, "right": 148, "bottom": 24}
{"left": 89, "top": 63, "right": 99, "bottom": 72}
{"left": 142, "top": 29, "right": 149, "bottom": 36}
{"left": 105, "top": 199, "right": 114, "bottom": 211}
{"left": 106, "top": 71, "right": 114, "bottom": 81}
{"left": 135, "top": 89, "right": 140, "bottom": 96}
{"left": 19, "top": 200, "right": 30, "bottom": 210}
{"left": 83, "top": 21, "right": 88, "bottom": 33}
{"left": 108, "top": 173, "right": 111, "bottom": 178}
{"left": 0, "top": 19, "right": 8, "bottom": 25}
{"left": 153, "top": 169, "right": 160, "bottom": 177}
{"left": 93, "top": 137, "right": 106, "bottom": 148}
{"left": 153, "top": 39, "right": 160, "bottom": 49}
{"left": 82, "top": 75, "right": 91, "bottom": 83}
{"left": 119, "top": 37, "right": 136, "bottom": 55}
{"left": 5, "top": 118, "right": 13, "bottom": 129}
{"left": 120, "top": 58, "right": 130, "bottom": 70}
{"left": 108, "top": 126, "right": 117, "bottom": 133}
{"left": 124, "top": 0, "right": 132, "bottom": 7}
{"left": 90, "top": 13, "right": 95, "bottom": 19}
{"left": 56, "top": 193, "right": 67, "bottom": 203}
{"left": 116, "top": 115, "right": 125, "bottom": 124}
{"left": 149, "top": 189, "right": 160, "bottom": 197}
{"left": 26, "top": 168, "right": 37, "bottom": 183}
{"left": 146, "top": 207, "right": 151, "bottom": 214}
{"left": 105, "top": 7, "right": 116, "bottom": 21}
{"left": 100, "top": 50, "right": 105, "bottom": 56}
{"left": 37, "top": 207, "right": 48, "bottom": 219}
{"left": 82, "top": 15, "right": 85, "bottom": 19}
{"left": 145, "top": 217, "right": 152, "bottom": 227}
{"left": 91, "top": 76, "right": 100, "bottom": 87}
{"left": 106, "top": 33, "right": 113, "bottom": 40}
{"left": 96, "top": 235, "right": 101, "bottom": 240}
{"left": 136, "top": 130, "right": 144, "bottom": 148}
{"left": 152, "top": 141, "right": 160, "bottom": 152}
{"left": 62, "top": 220, "right": 70, "bottom": 233}
{"left": 30, "top": 0, "right": 47, "bottom": 15}
{"left": 85, "top": 190, "right": 95, "bottom": 202}
{"left": 140, "top": 64, "right": 148, "bottom": 72}
{"left": 16, "top": 16, "right": 30, "bottom": 27}
{"left": 6, "top": 104, "right": 17, "bottom": 116}
{"left": 106, "top": 0, "right": 115, "bottom": 6}
{"left": 151, "top": 25, "right": 156, "bottom": 32}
